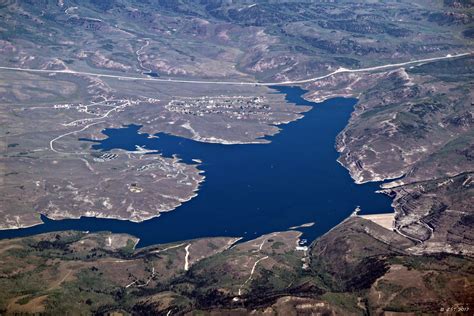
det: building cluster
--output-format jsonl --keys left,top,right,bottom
{"left": 166, "top": 96, "right": 273, "bottom": 121}
{"left": 93, "top": 153, "right": 118, "bottom": 162}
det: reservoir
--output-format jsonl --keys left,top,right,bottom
{"left": 0, "top": 86, "right": 393, "bottom": 247}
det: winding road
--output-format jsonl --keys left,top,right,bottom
{"left": 49, "top": 120, "right": 105, "bottom": 154}
{"left": 18, "top": 51, "right": 467, "bottom": 157}
{"left": 237, "top": 256, "right": 269, "bottom": 296}
{"left": 0, "top": 52, "right": 471, "bottom": 86}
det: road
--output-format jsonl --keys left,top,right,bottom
{"left": 136, "top": 38, "right": 152, "bottom": 73}
{"left": 151, "top": 243, "right": 186, "bottom": 254}
{"left": 0, "top": 52, "right": 471, "bottom": 86}
{"left": 394, "top": 226, "right": 424, "bottom": 244}
{"left": 49, "top": 120, "right": 105, "bottom": 154}
{"left": 8, "top": 52, "right": 468, "bottom": 157}
{"left": 238, "top": 255, "right": 269, "bottom": 296}
{"left": 184, "top": 244, "right": 191, "bottom": 271}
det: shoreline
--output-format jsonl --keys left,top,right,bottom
{"left": 0, "top": 89, "right": 393, "bottom": 249}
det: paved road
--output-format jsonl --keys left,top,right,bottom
{"left": 0, "top": 52, "right": 471, "bottom": 86}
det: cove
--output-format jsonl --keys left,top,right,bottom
{"left": 0, "top": 86, "right": 393, "bottom": 247}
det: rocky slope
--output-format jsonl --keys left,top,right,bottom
{"left": 0, "top": 218, "right": 471, "bottom": 315}
{"left": 305, "top": 56, "right": 474, "bottom": 258}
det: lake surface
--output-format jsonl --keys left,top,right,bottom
{"left": 0, "top": 86, "right": 393, "bottom": 247}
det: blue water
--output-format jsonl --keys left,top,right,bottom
{"left": 0, "top": 86, "right": 392, "bottom": 247}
